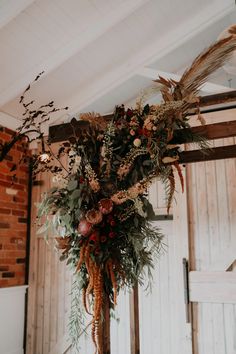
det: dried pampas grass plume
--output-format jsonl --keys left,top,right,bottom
{"left": 175, "top": 30, "right": 236, "bottom": 98}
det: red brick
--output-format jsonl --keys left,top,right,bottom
{"left": 0, "top": 223, "right": 10, "bottom": 229}
{"left": 10, "top": 237, "right": 24, "bottom": 244}
{"left": 19, "top": 178, "right": 27, "bottom": 185}
{"left": 19, "top": 166, "right": 29, "bottom": 173}
{"left": 0, "top": 208, "right": 11, "bottom": 215}
{"left": 2, "top": 271, "right": 15, "bottom": 278}
{"left": 0, "top": 132, "right": 11, "bottom": 141}
{"left": 4, "top": 251, "right": 26, "bottom": 258}
{"left": 0, "top": 279, "right": 9, "bottom": 287}
{"left": 0, "top": 266, "right": 9, "bottom": 271}
{"left": 3, "top": 244, "right": 17, "bottom": 250}
{"left": 4, "top": 127, "right": 15, "bottom": 136}
{"left": 0, "top": 258, "right": 16, "bottom": 265}
{"left": 0, "top": 180, "right": 12, "bottom": 188}
{"left": 12, "top": 210, "right": 25, "bottom": 217}
{"left": 0, "top": 126, "right": 28, "bottom": 288}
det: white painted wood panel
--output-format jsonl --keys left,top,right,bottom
{"left": 139, "top": 172, "right": 192, "bottom": 354}
{"left": 186, "top": 114, "right": 236, "bottom": 354}
{"left": 110, "top": 290, "right": 131, "bottom": 354}
{"left": 0, "top": 285, "right": 28, "bottom": 354}
{"left": 190, "top": 271, "right": 236, "bottom": 303}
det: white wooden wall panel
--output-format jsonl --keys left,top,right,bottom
{"left": 186, "top": 112, "right": 236, "bottom": 354}
{"left": 110, "top": 290, "right": 131, "bottom": 354}
{"left": 139, "top": 221, "right": 172, "bottom": 354}
{"left": 139, "top": 172, "right": 192, "bottom": 354}
{"left": 148, "top": 177, "right": 170, "bottom": 214}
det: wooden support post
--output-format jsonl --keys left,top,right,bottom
{"left": 102, "top": 297, "right": 111, "bottom": 354}
{"left": 130, "top": 284, "right": 140, "bottom": 354}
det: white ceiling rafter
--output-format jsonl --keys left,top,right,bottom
{"left": 0, "top": 0, "right": 149, "bottom": 108}
{"left": 0, "top": 0, "right": 35, "bottom": 30}
{"left": 59, "top": 0, "right": 235, "bottom": 117}
{"left": 138, "top": 67, "right": 232, "bottom": 93}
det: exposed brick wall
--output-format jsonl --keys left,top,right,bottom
{"left": 0, "top": 127, "right": 29, "bottom": 287}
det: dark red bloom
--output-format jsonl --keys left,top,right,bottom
{"left": 79, "top": 177, "right": 84, "bottom": 183}
{"left": 106, "top": 214, "right": 114, "bottom": 222}
{"left": 110, "top": 220, "right": 116, "bottom": 227}
{"left": 108, "top": 231, "right": 116, "bottom": 239}
{"left": 89, "top": 231, "right": 99, "bottom": 243}
{"left": 138, "top": 128, "right": 150, "bottom": 137}
{"left": 100, "top": 235, "right": 107, "bottom": 243}
{"left": 99, "top": 198, "right": 113, "bottom": 214}
{"left": 94, "top": 248, "right": 100, "bottom": 255}
{"left": 126, "top": 109, "right": 134, "bottom": 118}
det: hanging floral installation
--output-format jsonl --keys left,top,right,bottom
{"left": 1, "top": 31, "right": 236, "bottom": 353}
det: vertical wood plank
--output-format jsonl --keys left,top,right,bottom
{"left": 110, "top": 289, "right": 131, "bottom": 354}
{"left": 35, "top": 239, "right": 46, "bottom": 354}
{"left": 57, "top": 254, "right": 65, "bottom": 341}
{"left": 49, "top": 250, "right": 58, "bottom": 351}
{"left": 26, "top": 181, "right": 41, "bottom": 354}
{"left": 43, "top": 242, "right": 51, "bottom": 354}
{"left": 102, "top": 297, "right": 111, "bottom": 354}
{"left": 130, "top": 285, "right": 140, "bottom": 354}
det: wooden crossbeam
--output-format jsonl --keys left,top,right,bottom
{"left": 198, "top": 90, "right": 236, "bottom": 107}
{"left": 48, "top": 90, "right": 236, "bottom": 143}
{"left": 180, "top": 145, "right": 236, "bottom": 164}
{"left": 49, "top": 120, "right": 236, "bottom": 145}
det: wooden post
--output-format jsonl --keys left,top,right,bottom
{"left": 101, "top": 295, "right": 111, "bottom": 354}
{"left": 130, "top": 284, "right": 140, "bottom": 354}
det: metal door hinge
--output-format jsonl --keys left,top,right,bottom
{"left": 183, "top": 258, "right": 190, "bottom": 323}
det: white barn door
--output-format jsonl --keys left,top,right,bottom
{"left": 187, "top": 145, "right": 236, "bottom": 354}
{"left": 138, "top": 175, "right": 193, "bottom": 354}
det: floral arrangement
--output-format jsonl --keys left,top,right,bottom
{"left": 1, "top": 30, "right": 236, "bottom": 354}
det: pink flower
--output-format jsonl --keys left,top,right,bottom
{"left": 130, "top": 129, "right": 136, "bottom": 136}
{"left": 78, "top": 219, "right": 92, "bottom": 236}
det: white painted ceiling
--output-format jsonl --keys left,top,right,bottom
{"left": 0, "top": 0, "right": 236, "bottom": 130}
